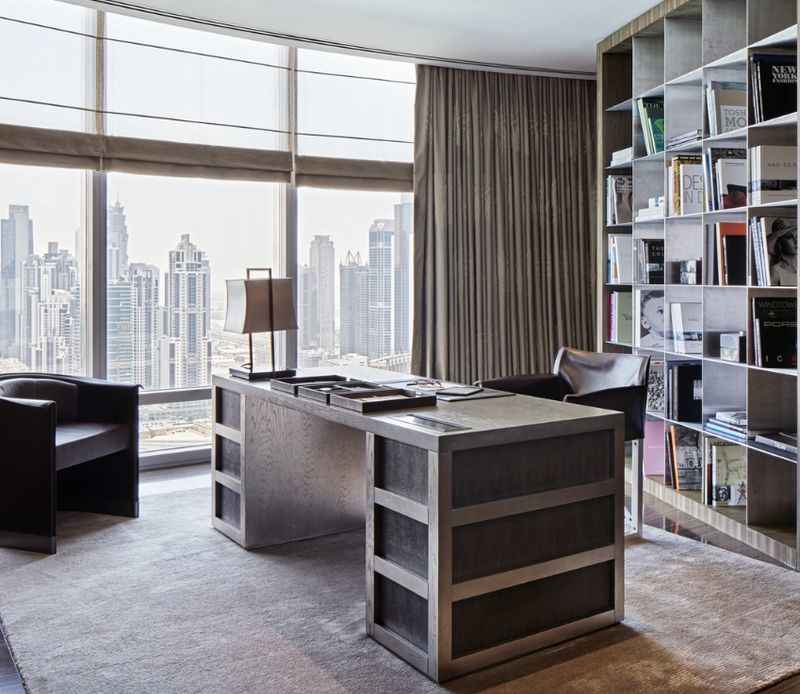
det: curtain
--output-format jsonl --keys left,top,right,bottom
{"left": 412, "top": 65, "right": 597, "bottom": 383}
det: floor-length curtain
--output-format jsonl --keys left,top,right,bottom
{"left": 412, "top": 65, "right": 596, "bottom": 383}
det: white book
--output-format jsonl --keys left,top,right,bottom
{"left": 670, "top": 302, "right": 702, "bottom": 354}
{"left": 680, "top": 163, "right": 704, "bottom": 215}
{"left": 750, "top": 145, "right": 797, "bottom": 205}
{"left": 715, "top": 159, "right": 747, "bottom": 210}
{"left": 608, "top": 234, "right": 632, "bottom": 284}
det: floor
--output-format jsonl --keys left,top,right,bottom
{"left": 0, "top": 464, "right": 796, "bottom": 694}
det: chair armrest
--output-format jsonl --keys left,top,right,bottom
{"left": 564, "top": 384, "right": 647, "bottom": 441}
{"left": 477, "top": 374, "right": 570, "bottom": 401}
{"left": 0, "top": 396, "right": 57, "bottom": 540}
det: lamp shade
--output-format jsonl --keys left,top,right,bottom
{"left": 224, "top": 278, "right": 298, "bottom": 334}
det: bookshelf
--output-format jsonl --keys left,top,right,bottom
{"left": 597, "top": 0, "right": 799, "bottom": 568}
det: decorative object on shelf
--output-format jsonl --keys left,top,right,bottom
{"left": 718, "top": 332, "right": 746, "bottom": 363}
{"left": 668, "top": 259, "right": 701, "bottom": 285}
{"left": 709, "top": 440, "right": 746, "bottom": 507}
{"left": 749, "top": 52, "right": 797, "bottom": 124}
{"left": 751, "top": 216, "right": 798, "bottom": 287}
{"left": 670, "top": 302, "right": 702, "bottom": 354}
{"left": 224, "top": 268, "right": 298, "bottom": 381}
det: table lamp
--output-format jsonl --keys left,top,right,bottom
{"left": 225, "top": 268, "right": 298, "bottom": 381}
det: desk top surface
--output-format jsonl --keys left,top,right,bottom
{"left": 213, "top": 366, "right": 623, "bottom": 452}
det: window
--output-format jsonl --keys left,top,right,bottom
{"left": 105, "top": 13, "right": 289, "bottom": 149}
{"left": 0, "top": 163, "right": 87, "bottom": 375}
{"left": 297, "top": 50, "right": 415, "bottom": 161}
{"left": 0, "top": 1, "right": 95, "bottom": 131}
{"left": 297, "top": 188, "right": 412, "bottom": 373}
{"left": 106, "top": 173, "right": 283, "bottom": 396}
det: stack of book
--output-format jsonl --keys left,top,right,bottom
{"left": 670, "top": 302, "right": 702, "bottom": 354}
{"left": 608, "top": 291, "right": 633, "bottom": 344}
{"left": 636, "top": 97, "right": 664, "bottom": 155}
{"left": 753, "top": 432, "right": 798, "bottom": 456}
{"left": 606, "top": 175, "right": 633, "bottom": 225}
{"left": 705, "top": 411, "right": 747, "bottom": 442}
{"left": 666, "top": 129, "right": 701, "bottom": 150}
{"left": 609, "top": 146, "right": 633, "bottom": 167}
{"left": 703, "top": 437, "right": 746, "bottom": 507}
{"left": 664, "top": 426, "right": 702, "bottom": 491}
{"left": 665, "top": 361, "right": 702, "bottom": 422}
{"left": 702, "top": 148, "right": 746, "bottom": 211}
{"left": 705, "top": 81, "right": 747, "bottom": 135}
{"left": 637, "top": 238, "right": 664, "bottom": 284}
{"left": 750, "top": 52, "right": 797, "bottom": 124}
{"left": 749, "top": 145, "right": 797, "bottom": 205}
{"left": 752, "top": 296, "right": 797, "bottom": 368}
{"left": 705, "top": 222, "right": 746, "bottom": 286}
{"left": 636, "top": 196, "right": 665, "bottom": 222}
{"left": 668, "top": 155, "right": 703, "bottom": 216}
{"left": 607, "top": 234, "right": 633, "bottom": 284}
{"left": 750, "top": 216, "right": 798, "bottom": 287}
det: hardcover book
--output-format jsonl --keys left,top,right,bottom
{"left": 706, "top": 81, "right": 747, "bottom": 135}
{"left": 752, "top": 296, "right": 797, "bottom": 368}
{"left": 646, "top": 359, "right": 665, "bottom": 413}
{"left": 750, "top": 145, "right": 797, "bottom": 205}
{"left": 750, "top": 52, "right": 797, "bottom": 123}
{"left": 668, "top": 426, "right": 702, "bottom": 491}
{"left": 637, "top": 289, "right": 665, "bottom": 349}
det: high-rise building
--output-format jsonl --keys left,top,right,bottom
{"left": 0, "top": 205, "right": 34, "bottom": 358}
{"left": 130, "top": 262, "right": 161, "bottom": 390}
{"left": 308, "top": 235, "right": 335, "bottom": 353}
{"left": 298, "top": 264, "right": 318, "bottom": 350}
{"left": 107, "top": 279, "right": 133, "bottom": 383}
{"left": 368, "top": 219, "right": 394, "bottom": 359}
{"left": 107, "top": 199, "right": 129, "bottom": 282}
{"left": 340, "top": 250, "right": 369, "bottom": 356}
{"left": 393, "top": 194, "right": 412, "bottom": 354}
{"left": 160, "top": 234, "right": 211, "bottom": 388}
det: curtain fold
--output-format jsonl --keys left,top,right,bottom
{"left": 412, "top": 65, "right": 596, "bottom": 383}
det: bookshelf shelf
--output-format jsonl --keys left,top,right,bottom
{"left": 605, "top": 162, "right": 633, "bottom": 172}
{"left": 598, "top": 0, "right": 799, "bottom": 569}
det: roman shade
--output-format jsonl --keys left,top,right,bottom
{"left": 294, "top": 155, "right": 413, "bottom": 192}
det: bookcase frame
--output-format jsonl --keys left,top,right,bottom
{"left": 597, "top": 0, "right": 800, "bottom": 568}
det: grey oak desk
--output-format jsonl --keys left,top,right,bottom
{"left": 211, "top": 366, "right": 625, "bottom": 682}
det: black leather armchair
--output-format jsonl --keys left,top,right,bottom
{"left": 481, "top": 348, "right": 650, "bottom": 535}
{"left": 0, "top": 374, "right": 139, "bottom": 554}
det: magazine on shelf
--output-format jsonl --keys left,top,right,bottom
{"left": 638, "top": 238, "right": 664, "bottom": 284}
{"left": 667, "top": 426, "right": 702, "bottom": 491}
{"left": 706, "top": 81, "right": 747, "bottom": 135}
{"left": 637, "top": 289, "right": 665, "bottom": 349}
{"left": 753, "top": 432, "right": 798, "bottom": 456}
{"left": 751, "top": 216, "right": 797, "bottom": 287}
{"left": 608, "top": 291, "right": 633, "bottom": 344}
{"left": 751, "top": 296, "right": 797, "bottom": 368}
{"left": 711, "top": 442, "right": 746, "bottom": 507}
{"left": 703, "top": 148, "right": 746, "bottom": 212}
{"left": 608, "top": 234, "right": 633, "bottom": 284}
{"left": 637, "top": 97, "right": 664, "bottom": 155}
{"left": 750, "top": 145, "right": 798, "bottom": 205}
{"left": 606, "top": 175, "right": 633, "bottom": 225}
{"left": 750, "top": 52, "right": 797, "bottom": 124}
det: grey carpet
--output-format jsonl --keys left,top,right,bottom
{"left": 1, "top": 489, "right": 800, "bottom": 694}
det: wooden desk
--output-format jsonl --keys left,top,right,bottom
{"left": 211, "top": 366, "right": 624, "bottom": 682}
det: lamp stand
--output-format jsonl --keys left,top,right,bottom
{"left": 229, "top": 267, "right": 296, "bottom": 382}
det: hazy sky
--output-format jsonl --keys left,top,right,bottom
{"left": 0, "top": 0, "right": 414, "bottom": 299}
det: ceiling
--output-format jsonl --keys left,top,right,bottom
{"left": 81, "top": 0, "right": 660, "bottom": 76}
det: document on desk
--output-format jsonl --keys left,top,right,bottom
{"left": 378, "top": 379, "right": 514, "bottom": 402}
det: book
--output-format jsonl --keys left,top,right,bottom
{"left": 706, "top": 81, "right": 747, "bottom": 135}
{"left": 715, "top": 222, "right": 746, "bottom": 286}
{"left": 637, "top": 289, "right": 665, "bottom": 349}
{"left": 751, "top": 296, "right": 797, "bottom": 368}
{"left": 666, "top": 362, "right": 702, "bottom": 422}
{"left": 606, "top": 175, "right": 633, "bottom": 225}
{"left": 608, "top": 291, "right": 633, "bottom": 344}
{"left": 608, "top": 234, "right": 633, "bottom": 284}
{"left": 749, "top": 145, "right": 797, "bottom": 205}
{"left": 668, "top": 426, "right": 702, "bottom": 491}
{"left": 751, "top": 216, "right": 797, "bottom": 287}
{"left": 711, "top": 443, "right": 746, "bottom": 507}
{"left": 715, "top": 410, "right": 747, "bottom": 427}
{"left": 637, "top": 97, "right": 664, "bottom": 155}
{"left": 670, "top": 302, "right": 702, "bottom": 354}
{"left": 638, "top": 238, "right": 664, "bottom": 284}
{"left": 703, "top": 148, "right": 746, "bottom": 212}
{"left": 610, "top": 146, "right": 633, "bottom": 166}
{"left": 668, "top": 156, "right": 702, "bottom": 216}
{"left": 646, "top": 359, "right": 665, "bottom": 413}
{"left": 750, "top": 52, "right": 797, "bottom": 124}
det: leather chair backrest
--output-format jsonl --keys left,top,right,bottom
{"left": 553, "top": 348, "right": 649, "bottom": 396}
{"left": 0, "top": 378, "right": 79, "bottom": 423}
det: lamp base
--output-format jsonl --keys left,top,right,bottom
{"left": 229, "top": 367, "right": 296, "bottom": 382}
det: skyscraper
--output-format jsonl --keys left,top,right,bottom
{"left": 340, "top": 250, "right": 369, "bottom": 356}
{"left": 160, "top": 234, "right": 211, "bottom": 388}
{"left": 130, "top": 262, "right": 161, "bottom": 390}
{"left": 393, "top": 194, "right": 412, "bottom": 354}
{"left": 368, "top": 219, "right": 394, "bottom": 359}
{"left": 0, "top": 205, "right": 34, "bottom": 358}
{"left": 107, "top": 279, "right": 133, "bottom": 383}
{"left": 107, "top": 199, "right": 129, "bottom": 282}
{"left": 298, "top": 264, "right": 318, "bottom": 350}
{"left": 308, "top": 235, "right": 335, "bottom": 353}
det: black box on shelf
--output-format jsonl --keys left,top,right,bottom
{"left": 669, "top": 259, "right": 702, "bottom": 285}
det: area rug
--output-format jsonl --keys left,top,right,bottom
{"left": 1, "top": 489, "right": 799, "bottom": 694}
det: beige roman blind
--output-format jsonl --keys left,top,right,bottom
{"left": 294, "top": 155, "right": 413, "bottom": 192}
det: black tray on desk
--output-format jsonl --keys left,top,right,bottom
{"left": 297, "top": 380, "right": 382, "bottom": 404}
{"left": 330, "top": 388, "right": 437, "bottom": 413}
{"left": 270, "top": 374, "right": 348, "bottom": 396}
